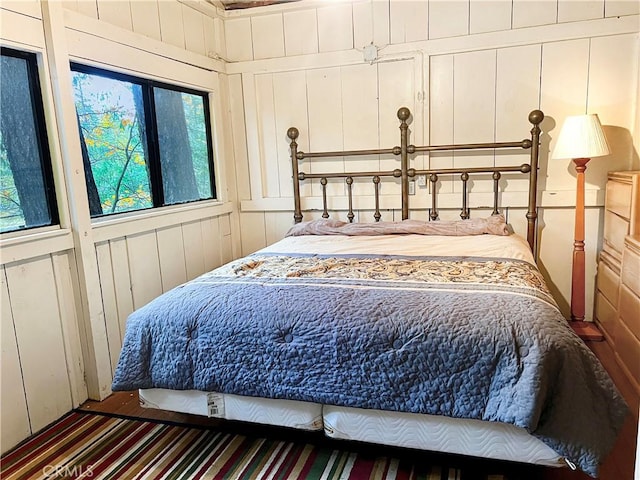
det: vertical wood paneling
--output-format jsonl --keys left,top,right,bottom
{"left": 201, "top": 217, "right": 222, "bottom": 272}
{"left": 512, "top": 0, "right": 557, "bottom": 28}
{"left": 558, "top": 0, "right": 604, "bottom": 23}
{"left": 605, "top": 0, "right": 640, "bottom": 16}
{"left": 371, "top": 0, "right": 391, "bottom": 47}
{"left": 107, "top": 238, "right": 134, "bottom": 341}
{"left": 470, "top": 0, "right": 511, "bottom": 34}
{"left": 158, "top": 0, "right": 185, "bottom": 49}
{"left": 156, "top": 225, "right": 188, "bottom": 291}
{"left": 429, "top": 0, "right": 468, "bottom": 39}
{"left": 341, "top": 63, "right": 380, "bottom": 200}
{"left": 76, "top": 0, "right": 98, "bottom": 19}
{"left": 95, "top": 243, "right": 121, "bottom": 373}
{"left": 240, "top": 212, "right": 267, "bottom": 256}
{"left": 220, "top": 215, "right": 234, "bottom": 264}
{"left": 378, "top": 59, "right": 415, "bottom": 176}
{"left": 126, "top": 232, "right": 162, "bottom": 310}
{"left": 255, "top": 74, "right": 280, "bottom": 198}
{"left": 306, "top": 67, "right": 344, "bottom": 197}
{"left": 225, "top": 17, "right": 253, "bottom": 61}
{"left": 182, "top": 221, "right": 206, "bottom": 279}
{"left": 62, "top": 1, "right": 79, "bottom": 12}
{"left": 182, "top": 4, "right": 206, "bottom": 56}
{"left": 390, "top": 0, "right": 428, "bottom": 44}
{"left": 540, "top": 39, "right": 590, "bottom": 191}
{"left": 265, "top": 211, "right": 294, "bottom": 245}
{"left": 273, "top": 70, "right": 309, "bottom": 198}
{"left": 130, "top": 0, "right": 161, "bottom": 41}
{"left": 97, "top": 0, "right": 133, "bottom": 31}
{"left": 0, "top": 268, "right": 31, "bottom": 453}
{"left": 203, "top": 15, "right": 216, "bottom": 57}
{"left": 352, "top": 0, "right": 373, "bottom": 49}
{"left": 284, "top": 9, "right": 318, "bottom": 56}
{"left": 587, "top": 34, "right": 639, "bottom": 181}
{"left": 429, "top": 54, "right": 455, "bottom": 192}
{"left": 495, "top": 44, "right": 542, "bottom": 192}
{"left": 6, "top": 257, "right": 72, "bottom": 432}
{"left": 587, "top": 34, "right": 638, "bottom": 127}
{"left": 453, "top": 50, "right": 496, "bottom": 192}
{"left": 214, "top": 17, "right": 227, "bottom": 59}
{"left": 252, "top": 13, "right": 285, "bottom": 60}
{"left": 51, "top": 252, "right": 88, "bottom": 406}
{"left": 317, "top": 3, "right": 353, "bottom": 52}
{"left": 229, "top": 75, "right": 251, "bottom": 201}
{"left": 341, "top": 62, "right": 379, "bottom": 152}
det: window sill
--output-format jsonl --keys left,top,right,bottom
{"left": 91, "top": 200, "right": 234, "bottom": 243}
{"left": 1, "top": 226, "right": 74, "bottom": 264}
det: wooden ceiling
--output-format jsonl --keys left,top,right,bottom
{"left": 220, "top": 0, "right": 298, "bottom": 10}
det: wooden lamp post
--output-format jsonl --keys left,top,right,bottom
{"left": 552, "top": 114, "right": 610, "bottom": 340}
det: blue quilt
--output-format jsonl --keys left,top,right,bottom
{"left": 112, "top": 252, "right": 627, "bottom": 477}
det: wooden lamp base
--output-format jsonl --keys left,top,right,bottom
{"left": 570, "top": 321, "right": 604, "bottom": 341}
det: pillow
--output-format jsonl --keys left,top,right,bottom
{"left": 285, "top": 214, "right": 511, "bottom": 237}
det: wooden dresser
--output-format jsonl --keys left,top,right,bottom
{"left": 595, "top": 171, "right": 640, "bottom": 395}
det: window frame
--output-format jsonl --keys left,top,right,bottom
{"left": 70, "top": 62, "right": 217, "bottom": 219}
{"left": 1, "top": 46, "right": 59, "bottom": 234}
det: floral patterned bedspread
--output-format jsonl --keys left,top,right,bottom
{"left": 112, "top": 252, "right": 627, "bottom": 477}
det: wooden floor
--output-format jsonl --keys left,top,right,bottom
{"left": 79, "top": 338, "right": 638, "bottom": 480}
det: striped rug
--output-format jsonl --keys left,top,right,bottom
{"left": 1, "top": 412, "right": 506, "bottom": 480}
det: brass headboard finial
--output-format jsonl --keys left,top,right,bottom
{"left": 397, "top": 107, "right": 411, "bottom": 121}
{"left": 287, "top": 127, "right": 299, "bottom": 140}
{"left": 528, "top": 110, "right": 544, "bottom": 126}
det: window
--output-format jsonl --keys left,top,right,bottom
{"left": 71, "top": 65, "right": 216, "bottom": 218}
{"left": 0, "top": 48, "right": 58, "bottom": 233}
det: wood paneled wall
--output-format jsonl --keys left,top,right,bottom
{"left": 0, "top": 0, "right": 239, "bottom": 454}
{"left": 223, "top": 0, "right": 639, "bottom": 62}
{"left": 226, "top": 1, "right": 640, "bottom": 323}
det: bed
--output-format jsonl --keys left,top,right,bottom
{"left": 112, "top": 108, "right": 627, "bottom": 478}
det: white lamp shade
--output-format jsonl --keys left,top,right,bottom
{"left": 552, "top": 114, "right": 611, "bottom": 160}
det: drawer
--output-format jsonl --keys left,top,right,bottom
{"left": 622, "top": 241, "right": 640, "bottom": 294}
{"left": 619, "top": 285, "right": 640, "bottom": 342}
{"left": 606, "top": 179, "right": 632, "bottom": 220}
{"left": 595, "top": 292, "right": 617, "bottom": 341}
{"left": 615, "top": 321, "right": 640, "bottom": 389}
{"left": 596, "top": 261, "right": 619, "bottom": 308}
{"left": 603, "top": 210, "right": 630, "bottom": 256}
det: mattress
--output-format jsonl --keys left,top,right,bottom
{"left": 139, "top": 388, "right": 322, "bottom": 431}
{"left": 139, "top": 388, "right": 563, "bottom": 467}
{"left": 323, "top": 405, "right": 564, "bottom": 467}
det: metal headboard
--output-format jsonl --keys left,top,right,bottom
{"left": 287, "top": 107, "right": 544, "bottom": 252}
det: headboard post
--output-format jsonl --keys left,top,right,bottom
{"left": 527, "top": 110, "right": 544, "bottom": 253}
{"left": 397, "top": 107, "right": 411, "bottom": 220}
{"left": 287, "top": 127, "right": 303, "bottom": 223}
